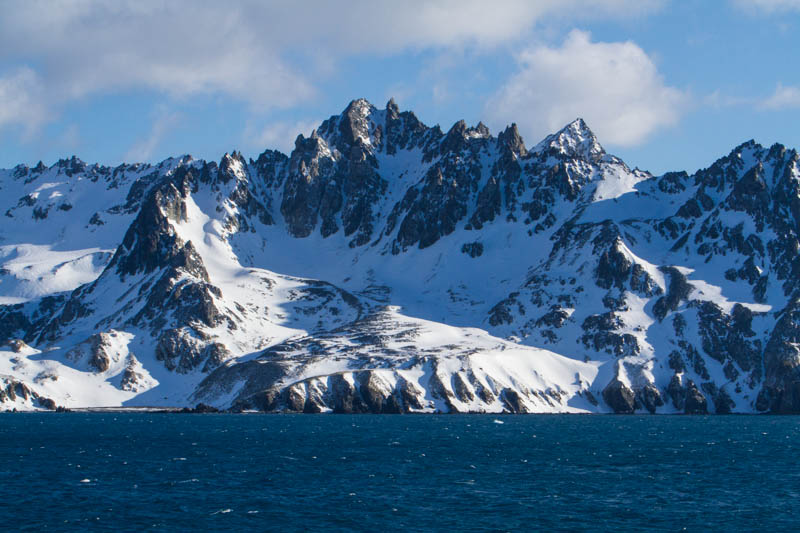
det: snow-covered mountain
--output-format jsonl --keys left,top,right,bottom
{"left": 2, "top": 98, "right": 799, "bottom": 414}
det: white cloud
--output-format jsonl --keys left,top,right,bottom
{"left": 760, "top": 84, "right": 800, "bottom": 109}
{"left": 733, "top": 0, "right": 800, "bottom": 12}
{"left": 704, "top": 90, "right": 754, "bottom": 109}
{"left": 302, "top": 0, "right": 663, "bottom": 52}
{"left": 0, "top": 2, "right": 314, "bottom": 111}
{"left": 0, "top": 67, "right": 49, "bottom": 138}
{"left": 0, "top": 0, "right": 662, "bottom": 137}
{"left": 244, "top": 120, "right": 319, "bottom": 154}
{"left": 485, "top": 30, "right": 688, "bottom": 147}
{"left": 124, "top": 111, "right": 181, "bottom": 162}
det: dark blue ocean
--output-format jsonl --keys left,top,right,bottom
{"left": 1, "top": 414, "right": 798, "bottom": 531}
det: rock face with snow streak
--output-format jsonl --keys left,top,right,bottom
{"left": 1, "top": 98, "right": 799, "bottom": 414}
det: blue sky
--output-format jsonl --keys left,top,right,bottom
{"left": 1, "top": 0, "right": 799, "bottom": 174}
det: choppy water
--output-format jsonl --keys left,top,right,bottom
{"left": 1, "top": 414, "right": 798, "bottom": 531}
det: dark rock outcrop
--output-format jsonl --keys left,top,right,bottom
{"left": 0, "top": 377, "right": 57, "bottom": 410}
{"left": 602, "top": 379, "right": 636, "bottom": 414}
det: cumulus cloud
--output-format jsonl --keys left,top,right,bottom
{"left": 301, "top": 0, "right": 664, "bottom": 52}
{"left": 0, "top": 67, "right": 49, "bottom": 138}
{"left": 0, "top": 2, "right": 314, "bottom": 111}
{"left": 485, "top": 30, "right": 688, "bottom": 147}
{"left": 760, "top": 84, "right": 800, "bottom": 109}
{"left": 0, "top": 0, "right": 662, "bottom": 137}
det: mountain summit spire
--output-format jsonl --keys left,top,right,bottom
{"left": 534, "top": 118, "right": 605, "bottom": 160}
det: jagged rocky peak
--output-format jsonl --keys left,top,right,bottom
{"left": 386, "top": 97, "right": 400, "bottom": 118}
{"left": 310, "top": 97, "right": 439, "bottom": 158}
{"left": 280, "top": 98, "right": 389, "bottom": 242}
{"left": 732, "top": 139, "right": 762, "bottom": 160}
{"left": 109, "top": 169, "right": 201, "bottom": 277}
{"left": 534, "top": 118, "right": 605, "bottom": 161}
{"left": 439, "top": 119, "right": 492, "bottom": 154}
{"left": 313, "top": 97, "right": 382, "bottom": 152}
{"left": 253, "top": 148, "right": 289, "bottom": 171}
{"left": 695, "top": 140, "right": 765, "bottom": 191}
{"left": 55, "top": 155, "right": 88, "bottom": 176}
{"left": 341, "top": 97, "right": 378, "bottom": 144}
{"left": 497, "top": 123, "right": 527, "bottom": 157}
{"left": 218, "top": 151, "right": 247, "bottom": 182}
{"left": 291, "top": 128, "right": 331, "bottom": 165}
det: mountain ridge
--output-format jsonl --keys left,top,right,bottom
{"left": 1, "top": 98, "right": 799, "bottom": 414}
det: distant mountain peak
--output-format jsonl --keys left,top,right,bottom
{"left": 312, "top": 97, "right": 381, "bottom": 150}
{"left": 497, "top": 123, "right": 527, "bottom": 157}
{"left": 386, "top": 97, "right": 399, "bottom": 117}
{"left": 346, "top": 97, "right": 374, "bottom": 111}
{"left": 534, "top": 118, "right": 605, "bottom": 160}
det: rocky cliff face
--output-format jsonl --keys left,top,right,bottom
{"left": 0, "top": 98, "right": 798, "bottom": 413}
